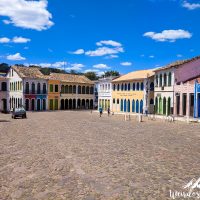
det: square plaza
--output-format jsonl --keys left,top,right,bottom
{"left": 0, "top": 111, "right": 200, "bottom": 199}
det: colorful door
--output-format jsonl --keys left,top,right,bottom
{"left": 127, "top": 100, "right": 130, "bottom": 112}
{"left": 136, "top": 100, "right": 139, "bottom": 113}
{"left": 124, "top": 99, "right": 126, "bottom": 112}
{"left": 132, "top": 100, "right": 135, "bottom": 112}
{"left": 198, "top": 94, "right": 200, "bottom": 118}
{"left": 49, "top": 99, "right": 53, "bottom": 110}
{"left": 140, "top": 100, "right": 143, "bottom": 113}
{"left": 121, "top": 99, "right": 123, "bottom": 112}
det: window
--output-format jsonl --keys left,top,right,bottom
{"left": 25, "top": 82, "right": 29, "bottom": 94}
{"left": 73, "top": 85, "right": 76, "bottom": 93}
{"left": 164, "top": 73, "right": 167, "bottom": 86}
{"left": 117, "top": 84, "right": 120, "bottom": 91}
{"left": 136, "top": 82, "right": 140, "bottom": 91}
{"left": 125, "top": 83, "right": 127, "bottom": 91}
{"left": 156, "top": 75, "right": 158, "bottom": 87}
{"left": 86, "top": 86, "right": 89, "bottom": 94}
{"left": 90, "top": 87, "right": 94, "bottom": 94}
{"left": 141, "top": 82, "right": 144, "bottom": 91}
{"left": 113, "top": 84, "right": 116, "bottom": 91}
{"left": 117, "top": 99, "right": 119, "bottom": 104}
{"left": 78, "top": 86, "right": 81, "bottom": 94}
{"left": 50, "top": 84, "right": 53, "bottom": 92}
{"left": 1, "top": 82, "right": 7, "bottom": 91}
{"left": 168, "top": 72, "right": 172, "bottom": 86}
{"left": 43, "top": 83, "right": 47, "bottom": 94}
{"left": 37, "top": 83, "right": 41, "bottom": 94}
{"left": 128, "top": 83, "right": 130, "bottom": 91}
{"left": 69, "top": 85, "right": 72, "bottom": 93}
{"left": 55, "top": 85, "right": 58, "bottom": 92}
{"left": 32, "top": 83, "right": 35, "bottom": 94}
{"left": 133, "top": 83, "right": 135, "bottom": 90}
{"left": 150, "top": 82, "right": 154, "bottom": 91}
{"left": 121, "top": 83, "right": 124, "bottom": 91}
{"left": 159, "top": 74, "right": 162, "bottom": 87}
{"left": 113, "top": 98, "right": 115, "bottom": 104}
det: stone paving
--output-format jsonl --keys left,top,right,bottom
{"left": 0, "top": 111, "right": 200, "bottom": 200}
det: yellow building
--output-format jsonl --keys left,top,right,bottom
{"left": 47, "top": 77, "right": 61, "bottom": 110}
{"left": 49, "top": 73, "right": 94, "bottom": 110}
{"left": 112, "top": 70, "right": 155, "bottom": 114}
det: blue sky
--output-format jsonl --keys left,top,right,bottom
{"left": 0, "top": 0, "right": 200, "bottom": 75}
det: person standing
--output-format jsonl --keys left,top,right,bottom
{"left": 99, "top": 107, "right": 103, "bottom": 117}
{"left": 107, "top": 107, "right": 110, "bottom": 117}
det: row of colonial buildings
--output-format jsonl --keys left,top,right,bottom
{"left": 0, "top": 66, "right": 94, "bottom": 112}
{"left": 97, "top": 55, "right": 200, "bottom": 119}
{"left": 0, "top": 55, "right": 200, "bottom": 119}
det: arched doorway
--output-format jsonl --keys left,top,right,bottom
{"left": 31, "top": 99, "right": 35, "bottom": 111}
{"left": 120, "top": 99, "right": 123, "bottom": 112}
{"left": 127, "top": 100, "right": 130, "bottom": 112}
{"left": 86, "top": 99, "right": 89, "bottom": 109}
{"left": 140, "top": 100, "right": 143, "bottom": 113}
{"left": 73, "top": 99, "right": 76, "bottom": 109}
{"left": 69, "top": 99, "right": 72, "bottom": 109}
{"left": 159, "top": 97, "right": 162, "bottom": 114}
{"left": 61, "top": 99, "right": 65, "bottom": 110}
{"left": 136, "top": 100, "right": 139, "bottom": 113}
{"left": 90, "top": 99, "right": 93, "bottom": 109}
{"left": 124, "top": 99, "right": 127, "bottom": 112}
{"left": 155, "top": 97, "right": 158, "bottom": 114}
{"left": 37, "top": 99, "right": 41, "bottom": 111}
{"left": 82, "top": 99, "right": 85, "bottom": 109}
{"left": 132, "top": 100, "right": 135, "bottom": 112}
{"left": 163, "top": 97, "right": 166, "bottom": 115}
{"left": 25, "top": 99, "right": 29, "bottom": 111}
{"left": 168, "top": 97, "right": 171, "bottom": 115}
{"left": 65, "top": 99, "right": 68, "bottom": 110}
{"left": 77, "top": 99, "right": 81, "bottom": 109}
{"left": 43, "top": 99, "right": 46, "bottom": 110}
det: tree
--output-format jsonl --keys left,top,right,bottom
{"left": 84, "top": 72, "right": 98, "bottom": 80}
{"left": 0, "top": 63, "right": 10, "bottom": 73}
{"left": 104, "top": 70, "right": 120, "bottom": 77}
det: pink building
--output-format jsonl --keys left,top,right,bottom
{"left": 173, "top": 56, "right": 200, "bottom": 117}
{"left": 174, "top": 78, "right": 200, "bottom": 117}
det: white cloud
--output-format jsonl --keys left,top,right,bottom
{"left": 93, "top": 64, "right": 111, "bottom": 69}
{"left": 120, "top": 62, "right": 132, "bottom": 66}
{"left": 143, "top": 29, "right": 192, "bottom": 42}
{"left": 177, "top": 54, "right": 183, "bottom": 58}
{"left": 0, "top": 0, "right": 53, "bottom": 31}
{"left": 70, "top": 49, "right": 85, "bottom": 55}
{"left": 66, "top": 63, "right": 85, "bottom": 71}
{"left": 182, "top": 1, "right": 200, "bottom": 10}
{"left": 0, "top": 37, "right": 10, "bottom": 43}
{"left": 96, "top": 40, "right": 122, "bottom": 47}
{"left": 85, "top": 46, "right": 124, "bottom": 57}
{"left": 149, "top": 55, "right": 155, "bottom": 58}
{"left": 7, "top": 53, "right": 26, "bottom": 61}
{"left": 39, "top": 63, "right": 52, "bottom": 68}
{"left": 105, "top": 54, "right": 119, "bottom": 59}
{"left": 12, "top": 36, "right": 31, "bottom": 43}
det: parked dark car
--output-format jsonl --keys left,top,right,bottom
{"left": 12, "top": 107, "right": 27, "bottom": 119}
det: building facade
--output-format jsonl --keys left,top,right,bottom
{"left": 47, "top": 78, "right": 61, "bottom": 110}
{"left": 49, "top": 73, "right": 95, "bottom": 110}
{"left": 7, "top": 66, "right": 48, "bottom": 111}
{"left": 0, "top": 77, "right": 8, "bottom": 112}
{"left": 112, "top": 70, "right": 154, "bottom": 114}
{"left": 98, "top": 76, "right": 117, "bottom": 111}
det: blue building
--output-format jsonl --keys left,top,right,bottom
{"left": 194, "top": 80, "right": 200, "bottom": 118}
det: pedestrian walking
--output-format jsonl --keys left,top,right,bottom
{"left": 107, "top": 107, "right": 110, "bottom": 117}
{"left": 99, "top": 107, "right": 103, "bottom": 117}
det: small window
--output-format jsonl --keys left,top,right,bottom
{"left": 141, "top": 82, "right": 144, "bottom": 91}
{"left": 55, "top": 85, "right": 58, "bottom": 92}
{"left": 50, "top": 84, "right": 53, "bottom": 92}
{"left": 117, "top": 99, "right": 119, "bottom": 104}
{"left": 113, "top": 98, "right": 115, "bottom": 104}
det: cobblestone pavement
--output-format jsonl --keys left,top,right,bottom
{"left": 0, "top": 111, "right": 200, "bottom": 200}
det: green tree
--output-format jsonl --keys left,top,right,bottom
{"left": 104, "top": 70, "right": 120, "bottom": 77}
{"left": 84, "top": 71, "right": 98, "bottom": 80}
{"left": 0, "top": 63, "right": 10, "bottom": 73}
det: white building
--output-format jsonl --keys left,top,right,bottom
{"left": 7, "top": 66, "right": 48, "bottom": 111}
{"left": 98, "top": 76, "right": 118, "bottom": 111}
{"left": 154, "top": 62, "right": 176, "bottom": 116}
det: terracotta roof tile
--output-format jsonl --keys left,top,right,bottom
{"left": 50, "top": 73, "right": 94, "bottom": 84}
{"left": 12, "top": 66, "right": 47, "bottom": 79}
{"left": 112, "top": 70, "right": 154, "bottom": 82}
